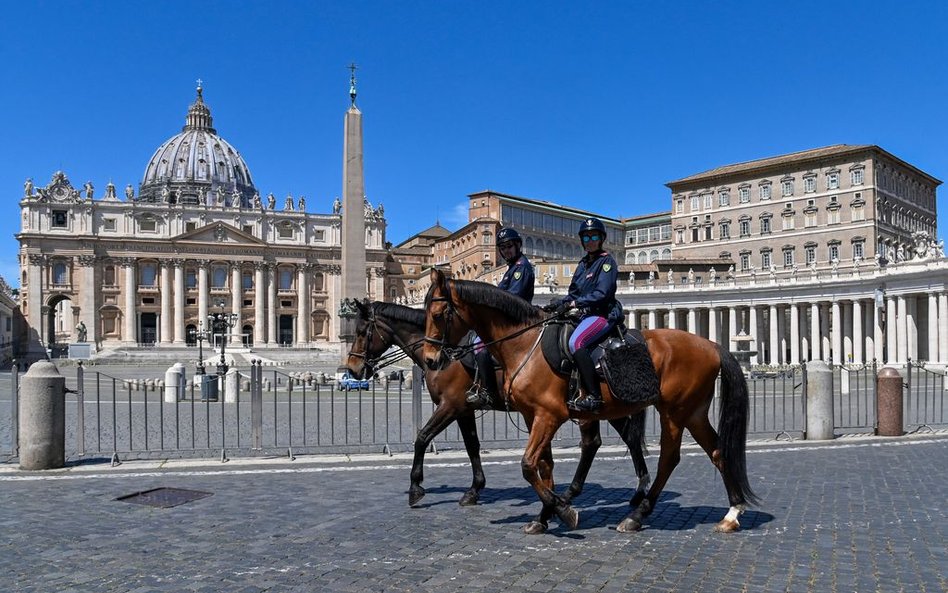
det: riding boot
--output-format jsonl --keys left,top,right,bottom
{"left": 468, "top": 349, "right": 496, "bottom": 406}
{"left": 569, "top": 347, "right": 602, "bottom": 412}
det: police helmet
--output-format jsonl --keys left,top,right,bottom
{"left": 496, "top": 227, "right": 522, "bottom": 246}
{"left": 578, "top": 218, "right": 607, "bottom": 240}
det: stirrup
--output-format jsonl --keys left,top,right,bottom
{"left": 568, "top": 394, "right": 602, "bottom": 412}
{"left": 466, "top": 388, "right": 491, "bottom": 406}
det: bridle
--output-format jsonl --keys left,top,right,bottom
{"left": 348, "top": 305, "right": 425, "bottom": 375}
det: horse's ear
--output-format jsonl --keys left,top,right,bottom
{"left": 429, "top": 267, "right": 445, "bottom": 286}
{"left": 354, "top": 298, "right": 367, "bottom": 313}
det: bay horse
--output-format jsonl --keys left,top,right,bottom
{"left": 342, "top": 298, "right": 652, "bottom": 528}
{"left": 422, "top": 269, "right": 759, "bottom": 534}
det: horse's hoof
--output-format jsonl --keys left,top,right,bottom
{"left": 713, "top": 518, "right": 740, "bottom": 533}
{"left": 523, "top": 521, "right": 548, "bottom": 535}
{"left": 458, "top": 490, "right": 479, "bottom": 506}
{"left": 408, "top": 486, "right": 426, "bottom": 507}
{"left": 556, "top": 505, "right": 579, "bottom": 530}
{"left": 616, "top": 517, "right": 643, "bottom": 532}
{"left": 629, "top": 491, "right": 645, "bottom": 507}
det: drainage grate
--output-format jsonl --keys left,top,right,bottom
{"left": 116, "top": 487, "right": 213, "bottom": 508}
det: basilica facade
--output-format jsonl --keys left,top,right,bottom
{"left": 17, "top": 86, "right": 387, "bottom": 353}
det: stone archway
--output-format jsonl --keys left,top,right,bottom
{"left": 45, "top": 294, "right": 75, "bottom": 357}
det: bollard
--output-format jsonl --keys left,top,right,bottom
{"left": 173, "top": 363, "right": 187, "bottom": 402}
{"left": 19, "top": 361, "right": 66, "bottom": 470}
{"left": 805, "top": 360, "right": 835, "bottom": 440}
{"left": 876, "top": 367, "right": 903, "bottom": 436}
{"left": 164, "top": 364, "right": 180, "bottom": 403}
{"left": 224, "top": 368, "right": 239, "bottom": 403}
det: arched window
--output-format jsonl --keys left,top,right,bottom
{"left": 649, "top": 250, "right": 660, "bottom": 263}
{"left": 212, "top": 266, "right": 227, "bottom": 288}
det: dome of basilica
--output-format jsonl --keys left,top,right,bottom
{"left": 138, "top": 85, "right": 257, "bottom": 206}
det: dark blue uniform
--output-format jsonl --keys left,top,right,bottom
{"left": 497, "top": 256, "right": 535, "bottom": 304}
{"left": 563, "top": 251, "right": 622, "bottom": 322}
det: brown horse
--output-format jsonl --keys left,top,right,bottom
{"left": 343, "top": 299, "right": 652, "bottom": 527}
{"left": 422, "top": 269, "right": 759, "bottom": 534}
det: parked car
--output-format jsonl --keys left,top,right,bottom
{"left": 337, "top": 371, "right": 371, "bottom": 391}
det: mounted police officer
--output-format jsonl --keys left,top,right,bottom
{"left": 469, "top": 226, "right": 535, "bottom": 405}
{"left": 544, "top": 218, "right": 621, "bottom": 412}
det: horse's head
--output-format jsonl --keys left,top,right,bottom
{"left": 423, "top": 268, "right": 470, "bottom": 371}
{"left": 344, "top": 298, "right": 389, "bottom": 379}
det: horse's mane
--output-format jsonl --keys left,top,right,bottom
{"left": 372, "top": 301, "right": 425, "bottom": 328}
{"left": 450, "top": 279, "right": 541, "bottom": 324}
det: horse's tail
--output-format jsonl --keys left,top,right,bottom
{"left": 716, "top": 343, "right": 760, "bottom": 506}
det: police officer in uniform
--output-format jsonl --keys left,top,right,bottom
{"left": 545, "top": 218, "right": 621, "bottom": 412}
{"left": 469, "top": 227, "right": 535, "bottom": 405}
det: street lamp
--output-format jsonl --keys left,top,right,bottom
{"left": 188, "top": 321, "right": 209, "bottom": 375}
{"left": 207, "top": 299, "right": 239, "bottom": 378}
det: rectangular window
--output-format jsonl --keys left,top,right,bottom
{"left": 852, "top": 205, "right": 865, "bottom": 222}
{"left": 804, "top": 177, "right": 816, "bottom": 193}
{"left": 760, "top": 185, "right": 771, "bottom": 200}
{"left": 648, "top": 226, "right": 660, "bottom": 242}
{"left": 828, "top": 210, "right": 840, "bottom": 224}
{"left": 186, "top": 222, "right": 197, "bottom": 232}
{"left": 691, "top": 196, "right": 700, "bottom": 211}
{"left": 185, "top": 270, "right": 197, "bottom": 288}
{"left": 704, "top": 226, "right": 712, "bottom": 240}
{"left": 783, "top": 216, "right": 795, "bottom": 230}
{"left": 703, "top": 194, "right": 713, "bottom": 209}
{"left": 103, "top": 217, "right": 116, "bottom": 231}
{"left": 852, "top": 169, "right": 864, "bottom": 185}
{"left": 720, "top": 223, "right": 730, "bottom": 239}
{"left": 739, "top": 220, "right": 750, "bottom": 237}
{"left": 853, "top": 242, "right": 864, "bottom": 259}
{"left": 243, "top": 225, "right": 254, "bottom": 236}
{"left": 760, "top": 218, "right": 771, "bottom": 234}
{"left": 278, "top": 225, "right": 294, "bottom": 239}
{"left": 781, "top": 181, "right": 793, "bottom": 196}
{"left": 563, "top": 265, "right": 571, "bottom": 277}
{"left": 740, "top": 253, "right": 750, "bottom": 271}
{"left": 637, "top": 228, "right": 648, "bottom": 244}
{"left": 829, "top": 244, "right": 840, "bottom": 261}
{"left": 827, "top": 172, "right": 839, "bottom": 189}
{"left": 805, "top": 246, "right": 816, "bottom": 264}
{"left": 762, "top": 252, "right": 772, "bottom": 269}
{"left": 52, "top": 210, "right": 68, "bottom": 228}
{"left": 676, "top": 199, "right": 684, "bottom": 214}
{"left": 718, "top": 191, "right": 730, "bottom": 207}
{"left": 805, "top": 212, "right": 817, "bottom": 227}
{"left": 784, "top": 250, "right": 794, "bottom": 267}
{"left": 139, "top": 219, "right": 156, "bottom": 232}
{"left": 739, "top": 187, "right": 750, "bottom": 203}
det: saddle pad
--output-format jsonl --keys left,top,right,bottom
{"left": 540, "top": 321, "right": 574, "bottom": 375}
{"left": 600, "top": 333, "right": 660, "bottom": 404}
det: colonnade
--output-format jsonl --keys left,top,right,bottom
{"left": 627, "top": 291, "right": 948, "bottom": 366}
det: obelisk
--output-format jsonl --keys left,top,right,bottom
{"left": 339, "top": 64, "right": 366, "bottom": 360}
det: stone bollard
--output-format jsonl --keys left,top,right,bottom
{"left": 173, "top": 363, "right": 186, "bottom": 401}
{"left": 805, "top": 361, "right": 835, "bottom": 440}
{"left": 164, "top": 365, "right": 181, "bottom": 403}
{"left": 19, "top": 361, "right": 66, "bottom": 470}
{"left": 876, "top": 367, "right": 903, "bottom": 436}
{"left": 224, "top": 368, "right": 240, "bottom": 403}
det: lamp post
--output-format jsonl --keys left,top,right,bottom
{"left": 207, "top": 299, "right": 239, "bottom": 379}
{"left": 189, "top": 321, "right": 209, "bottom": 375}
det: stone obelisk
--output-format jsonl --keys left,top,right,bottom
{"left": 339, "top": 64, "right": 366, "bottom": 360}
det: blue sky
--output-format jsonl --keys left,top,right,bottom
{"left": 2, "top": 1, "right": 946, "bottom": 286}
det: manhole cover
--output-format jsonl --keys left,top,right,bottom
{"left": 116, "top": 487, "right": 213, "bottom": 508}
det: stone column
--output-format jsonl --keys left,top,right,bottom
{"left": 122, "top": 259, "right": 136, "bottom": 344}
{"left": 810, "top": 302, "right": 821, "bottom": 362}
{"left": 77, "top": 255, "right": 98, "bottom": 347}
{"left": 927, "top": 293, "right": 938, "bottom": 363}
{"left": 267, "top": 264, "right": 277, "bottom": 344}
{"left": 198, "top": 260, "right": 209, "bottom": 326}
{"left": 853, "top": 299, "right": 863, "bottom": 364}
{"left": 769, "top": 304, "right": 779, "bottom": 365}
{"left": 831, "top": 300, "right": 841, "bottom": 365}
{"left": 230, "top": 264, "right": 241, "bottom": 345}
{"left": 627, "top": 309, "right": 638, "bottom": 330}
{"left": 297, "top": 265, "right": 310, "bottom": 346}
{"left": 728, "top": 307, "right": 738, "bottom": 351}
{"left": 708, "top": 307, "right": 718, "bottom": 345}
{"left": 886, "top": 296, "right": 897, "bottom": 363}
{"left": 939, "top": 292, "right": 948, "bottom": 364}
{"left": 26, "top": 254, "right": 46, "bottom": 347}
{"left": 820, "top": 303, "right": 831, "bottom": 362}
{"left": 907, "top": 296, "right": 918, "bottom": 361}
{"left": 873, "top": 298, "right": 884, "bottom": 363}
{"left": 667, "top": 308, "right": 677, "bottom": 330}
{"left": 254, "top": 263, "right": 266, "bottom": 346}
{"left": 749, "top": 305, "right": 759, "bottom": 365}
{"left": 160, "top": 261, "right": 172, "bottom": 344}
{"left": 842, "top": 301, "right": 853, "bottom": 364}
{"left": 173, "top": 260, "right": 185, "bottom": 344}
{"left": 790, "top": 303, "right": 800, "bottom": 365}
{"left": 687, "top": 308, "right": 697, "bottom": 334}
{"left": 896, "top": 295, "right": 908, "bottom": 364}
{"left": 647, "top": 309, "right": 657, "bottom": 330}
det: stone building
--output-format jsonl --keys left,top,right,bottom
{"left": 17, "top": 85, "right": 387, "bottom": 356}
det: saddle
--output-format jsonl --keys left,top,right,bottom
{"left": 541, "top": 321, "right": 659, "bottom": 404}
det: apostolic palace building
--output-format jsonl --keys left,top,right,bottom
{"left": 13, "top": 80, "right": 948, "bottom": 369}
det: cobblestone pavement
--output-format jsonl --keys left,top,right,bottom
{"left": 1, "top": 435, "right": 946, "bottom": 593}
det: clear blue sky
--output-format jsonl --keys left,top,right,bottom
{"left": 2, "top": 1, "right": 946, "bottom": 287}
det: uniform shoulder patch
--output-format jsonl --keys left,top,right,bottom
{"left": 602, "top": 263, "right": 612, "bottom": 272}
{"left": 513, "top": 271, "right": 522, "bottom": 280}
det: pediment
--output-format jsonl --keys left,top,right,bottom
{"left": 172, "top": 221, "right": 267, "bottom": 246}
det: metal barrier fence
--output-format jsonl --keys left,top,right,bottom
{"left": 1, "top": 358, "right": 946, "bottom": 463}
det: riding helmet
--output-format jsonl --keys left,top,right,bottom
{"left": 577, "top": 217, "right": 607, "bottom": 240}
{"left": 496, "top": 227, "right": 522, "bottom": 246}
